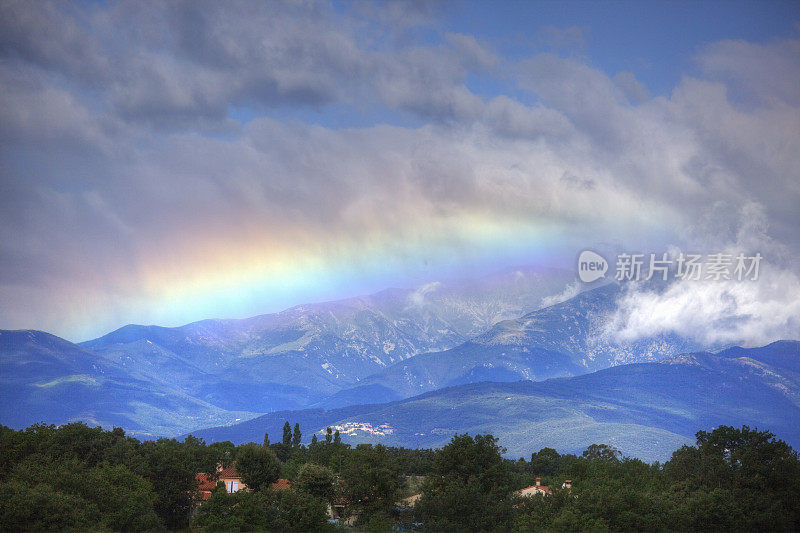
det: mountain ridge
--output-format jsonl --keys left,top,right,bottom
{"left": 321, "top": 283, "right": 701, "bottom": 406}
{"left": 5, "top": 270, "right": 781, "bottom": 445}
{"left": 78, "top": 266, "right": 577, "bottom": 412}
{"left": 187, "top": 340, "right": 800, "bottom": 462}
{"left": 0, "top": 329, "right": 257, "bottom": 437}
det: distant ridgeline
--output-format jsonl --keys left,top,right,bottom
{"left": 1, "top": 277, "right": 798, "bottom": 463}
{"left": 189, "top": 340, "right": 800, "bottom": 463}
{"left": 2, "top": 277, "right": 705, "bottom": 439}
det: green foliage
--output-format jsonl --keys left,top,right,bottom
{"left": 268, "top": 489, "right": 332, "bottom": 531}
{"left": 296, "top": 462, "right": 335, "bottom": 500}
{"left": 530, "top": 447, "right": 561, "bottom": 477}
{"left": 513, "top": 491, "right": 573, "bottom": 532}
{"left": 361, "top": 509, "right": 395, "bottom": 532}
{"left": 341, "top": 444, "right": 403, "bottom": 525}
{"left": 2, "top": 423, "right": 798, "bottom": 532}
{"left": 236, "top": 443, "right": 281, "bottom": 492}
{"left": 0, "top": 454, "right": 161, "bottom": 530}
{"left": 283, "top": 421, "right": 292, "bottom": 447}
{"left": 292, "top": 423, "right": 302, "bottom": 448}
{"left": 77, "top": 463, "right": 161, "bottom": 530}
{"left": 663, "top": 426, "right": 800, "bottom": 531}
{"left": 193, "top": 484, "right": 242, "bottom": 530}
{"left": 582, "top": 443, "right": 621, "bottom": 462}
{"left": 209, "top": 440, "right": 237, "bottom": 468}
{"left": 194, "top": 485, "right": 331, "bottom": 531}
{"left": 141, "top": 436, "right": 212, "bottom": 529}
{"left": 0, "top": 479, "right": 97, "bottom": 530}
{"left": 415, "top": 434, "right": 514, "bottom": 531}
{"left": 512, "top": 426, "right": 800, "bottom": 532}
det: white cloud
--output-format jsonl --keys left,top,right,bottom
{"left": 541, "top": 281, "right": 581, "bottom": 308}
{"left": 613, "top": 71, "right": 650, "bottom": 103}
{"left": 696, "top": 37, "right": 800, "bottom": 106}
{"left": 408, "top": 281, "right": 443, "bottom": 307}
{"left": 605, "top": 270, "right": 800, "bottom": 347}
{"left": 603, "top": 204, "right": 800, "bottom": 347}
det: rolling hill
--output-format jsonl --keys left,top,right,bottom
{"left": 0, "top": 330, "right": 256, "bottom": 437}
{"left": 188, "top": 341, "right": 800, "bottom": 462}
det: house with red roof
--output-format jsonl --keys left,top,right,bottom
{"left": 218, "top": 463, "right": 244, "bottom": 493}
{"left": 195, "top": 462, "right": 292, "bottom": 502}
{"left": 515, "top": 477, "right": 553, "bottom": 497}
{"left": 195, "top": 472, "right": 217, "bottom": 501}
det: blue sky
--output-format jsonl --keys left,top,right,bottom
{"left": 260, "top": 0, "right": 800, "bottom": 130}
{"left": 454, "top": 0, "right": 797, "bottom": 91}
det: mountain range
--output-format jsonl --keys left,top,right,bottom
{"left": 2, "top": 266, "right": 583, "bottom": 434}
{"left": 189, "top": 341, "right": 800, "bottom": 462}
{"left": 77, "top": 266, "right": 574, "bottom": 415}
{"left": 321, "top": 283, "right": 699, "bottom": 407}
{"left": 0, "top": 329, "right": 258, "bottom": 437}
{"left": 2, "top": 266, "right": 794, "bottom": 459}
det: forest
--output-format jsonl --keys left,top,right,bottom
{"left": 1, "top": 422, "right": 798, "bottom": 531}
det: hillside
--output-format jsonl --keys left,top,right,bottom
{"left": 0, "top": 330, "right": 256, "bottom": 436}
{"left": 1, "top": 276, "right": 712, "bottom": 439}
{"left": 79, "top": 266, "right": 573, "bottom": 412}
{"left": 189, "top": 341, "right": 800, "bottom": 462}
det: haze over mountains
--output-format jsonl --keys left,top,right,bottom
{"left": 1, "top": 266, "right": 797, "bottom": 461}
{"left": 325, "top": 283, "right": 700, "bottom": 406}
{"left": 0, "top": 329, "right": 258, "bottom": 436}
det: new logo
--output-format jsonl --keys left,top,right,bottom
{"left": 578, "top": 250, "right": 608, "bottom": 283}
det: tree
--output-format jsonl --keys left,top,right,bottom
{"left": 0, "top": 479, "right": 97, "bottom": 530}
{"left": 237, "top": 443, "right": 281, "bottom": 492}
{"left": 140, "top": 437, "right": 200, "bottom": 529}
{"left": 86, "top": 463, "right": 161, "bottom": 530}
{"left": 209, "top": 440, "right": 236, "bottom": 469}
{"left": 296, "top": 463, "right": 335, "bottom": 500}
{"left": 1, "top": 457, "right": 162, "bottom": 531}
{"left": 530, "top": 447, "right": 561, "bottom": 476}
{"left": 292, "top": 423, "right": 302, "bottom": 448}
{"left": 582, "top": 444, "right": 621, "bottom": 462}
{"left": 193, "top": 484, "right": 242, "bottom": 530}
{"left": 325, "top": 427, "right": 333, "bottom": 445}
{"left": 415, "top": 434, "right": 514, "bottom": 531}
{"left": 342, "top": 444, "right": 403, "bottom": 526}
{"left": 513, "top": 490, "right": 573, "bottom": 532}
{"left": 665, "top": 426, "right": 800, "bottom": 531}
{"left": 333, "top": 430, "right": 341, "bottom": 445}
{"left": 263, "top": 432, "right": 270, "bottom": 447}
{"left": 195, "top": 485, "right": 330, "bottom": 531}
{"left": 266, "top": 489, "right": 331, "bottom": 531}
{"left": 311, "top": 434, "right": 318, "bottom": 447}
{"left": 282, "top": 422, "right": 292, "bottom": 447}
